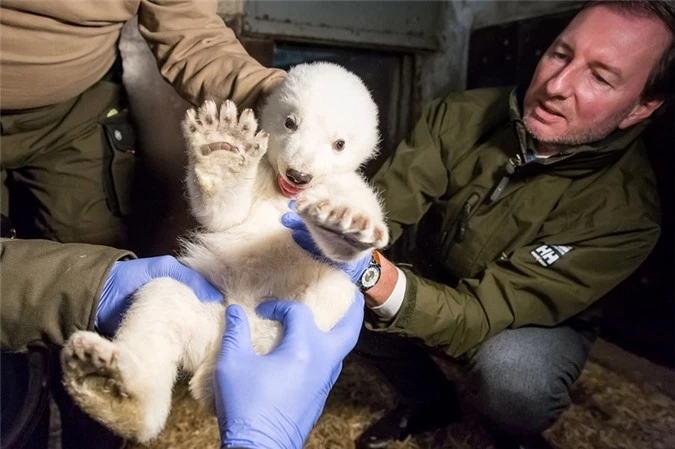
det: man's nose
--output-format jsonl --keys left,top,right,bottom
{"left": 545, "top": 64, "right": 576, "bottom": 99}
{"left": 286, "top": 168, "right": 313, "bottom": 185}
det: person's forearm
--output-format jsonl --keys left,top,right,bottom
{"left": 0, "top": 238, "right": 133, "bottom": 350}
{"left": 138, "top": 0, "right": 285, "bottom": 109}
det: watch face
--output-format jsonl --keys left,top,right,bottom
{"left": 361, "top": 266, "right": 381, "bottom": 289}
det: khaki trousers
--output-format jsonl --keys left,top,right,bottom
{"left": 1, "top": 80, "right": 136, "bottom": 248}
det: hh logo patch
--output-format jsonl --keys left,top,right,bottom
{"left": 531, "top": 244, "right": 573, "bottom": 267}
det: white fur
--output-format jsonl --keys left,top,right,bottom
{"left": 61, "top": 62, "right": 389, "bottom": 442}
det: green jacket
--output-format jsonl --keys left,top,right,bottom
{"left": 1, "top": 238, "right": 133, "bottom": 351}
{"left": 370, "top": 87, "right": 661, "bottom": 358}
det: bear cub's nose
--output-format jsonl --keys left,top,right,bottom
{"left": 286, "top": 168, "right": 313, "bottom": 186}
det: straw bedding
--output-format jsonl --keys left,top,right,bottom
{"left": 129, "top": 355, "right": 675, "bottom": 449}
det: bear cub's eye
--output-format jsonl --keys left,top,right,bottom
{"left": 333, "top": 139, "right": 346, "bottom": 151}
{"left": 284, "top": 116, "right": 297, "bottom": 132}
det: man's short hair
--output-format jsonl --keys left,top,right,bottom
{"left": 584, "top": 1, "right": 675, "bottom": 105}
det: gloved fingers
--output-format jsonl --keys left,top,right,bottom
{"left": 282, "top": 211, "right": 324, "bottom": 259}
{"left": 148, "top": 255, "right": 181, "bottom": 278}
{"left": 346, "top": 253, "right": 376, "bottom": 284}
{"left": 256, "top": 300, "right": 314, "bottom": 341}
{"left": 281, "top": 211, "right": 307, "bottom": 231}
{"left": 329, "top": 362, "right": 344, "bottom": 387}
{"left": 291, "top": 230, "right": 326, "bottom": 261}
{"left": 172, "top": 262, "right": 224, "bottom": 303}
{"left": 145, "top": 255, "right": 223, "bottom": 303}
{"left": 193, "top": 281, "right": 224, "bottom": 303}
{"left": 327, "top": 291, "right": 365, "bottom": 355}
{"left": 219, "top": 304, "right": 255, "bottom": 357}
{"left": 288, "top": 199, "right": 297, "bottom": 210}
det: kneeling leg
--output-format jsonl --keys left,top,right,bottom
{"left": 462, "top": 325, "right": 594, "bottom": 436}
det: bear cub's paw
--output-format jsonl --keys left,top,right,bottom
{"left": 296, "top": 197, "right": 389, "bottom": 262}
{"left": 182, "top": 100, "right": 268, "bottom": 174}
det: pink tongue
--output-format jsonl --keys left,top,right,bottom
{"left": 278, "top": 176, "right": 301, "bottom": 197}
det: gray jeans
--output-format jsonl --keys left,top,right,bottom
{"left": 356, "top": 322, "right": 596, "bottom": 435}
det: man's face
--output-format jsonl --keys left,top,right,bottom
{"left": 523, "top": 5, "right": 671, "bottom": 153}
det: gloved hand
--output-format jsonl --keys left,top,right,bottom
{"left": 215, "top": 292, "right": 365, "bottom": 449}
{"left": 96, "top": 256, "right": 223, "bottom": 336}
{"left": 281, "top": 208, "right": 372, "bottom": 285}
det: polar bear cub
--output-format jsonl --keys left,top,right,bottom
{"left": 60, "top": 62, "right": 389, "bottom": 442}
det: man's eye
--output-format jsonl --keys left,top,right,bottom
{"left": 550, "top": 51, "right": 567, "bottom": 60}
{"left": 592, "top": 73, "right": 610, "bottom": 86}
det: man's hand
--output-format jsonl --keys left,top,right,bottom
{"left": 95, "top": 256, "right": 223, "bottom": 336}
{"left": 215, "top": 292, "right": 365, "bottom": 449}
{"left": 281, "top": 209, "right": 372, "bottom": 284}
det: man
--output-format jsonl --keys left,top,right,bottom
{"left": 1, "top": 1, "right": 283, "bottom": 447}
{"left": 285, "top": 1, "right": 673, "bottom": 448}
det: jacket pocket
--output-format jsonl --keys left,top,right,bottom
{"left": 101, "top": 110, "right": 136, "bottom": 217}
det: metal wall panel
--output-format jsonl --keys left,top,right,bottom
{"left": 242, "top": 0, "right": 442, "bottom": 50}
{"left": 467, "top": 9, "right": 575, "bottom": 90}
{"left": 469, "top": 0, "right": 582, "bottom": 30}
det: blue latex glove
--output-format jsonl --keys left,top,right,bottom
{"left": 215, "top": 292, "right": 365, "bottom": 449}
{"left": 281, "top": 209, "right": 372, "bottom": 284}
{"left": 96, "top": 256, "right": 223, "bottom": 336}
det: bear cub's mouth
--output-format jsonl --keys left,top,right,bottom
{"left": 277, "top": 175, "right": 306, "bottom": 198}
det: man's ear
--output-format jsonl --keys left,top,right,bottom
{"left": 619, "top": 98, "right": 664, "bottom": 129}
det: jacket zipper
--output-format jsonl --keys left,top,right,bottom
{"left": 455, "top": 192, "right": 481, "bottom": 243}
{"left": 455, "top": 154, "right": 526, "bottom": 244}
{"left": 489, "top": 154, "right": 525, "bottom": 203}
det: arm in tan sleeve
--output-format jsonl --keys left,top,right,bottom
{"left": 138, "top": 0, "right": 286, "bottom": 109}
{"left": 0, "top": 238, "right": 134, "bottom": 351}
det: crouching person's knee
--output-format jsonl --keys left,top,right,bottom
{"left": 463, "top": 328, "right": 582, "bottom": 435}
{"left": 469, "top": 367, "right": 569, "bottom": 434}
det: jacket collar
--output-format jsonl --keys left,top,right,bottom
{"left": 508, "top": 87, "right": 648, "bottom": 176}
